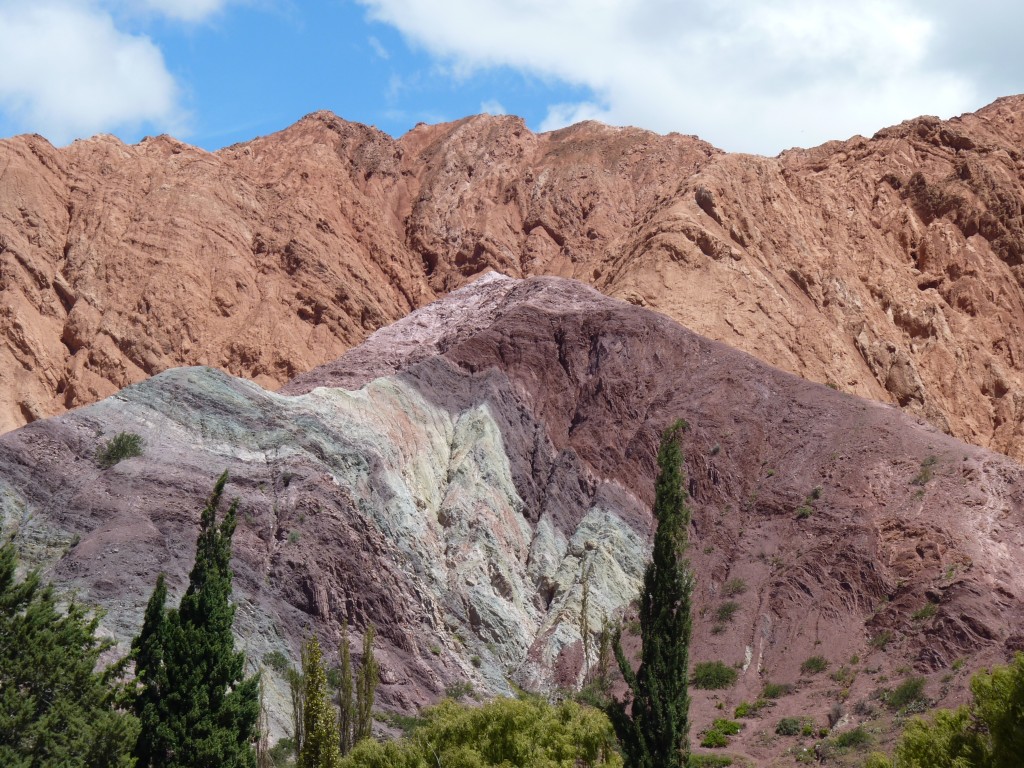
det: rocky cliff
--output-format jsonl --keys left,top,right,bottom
{"left": 2, "top": 276, "right": 1022, "bottom": 762}
{"left": 2, "top": 97, "right": 1024, "bottom": 464}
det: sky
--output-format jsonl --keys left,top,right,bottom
{"left": 0, "top": 1, "right": 1020, "bottom": 156}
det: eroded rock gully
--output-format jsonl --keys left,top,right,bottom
{"left": 2, "top": 97, "right": 1024, "bottom": 462}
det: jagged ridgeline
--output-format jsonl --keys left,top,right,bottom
{"left": 3, "top": 98, "right": 1024, "bottom": 473}
{"left": 1, "top": 275, "right": 1024, "bottom": 764}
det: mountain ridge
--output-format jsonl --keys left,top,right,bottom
{"left": 3, "top": 96, "right": 1024, "bottom": 465}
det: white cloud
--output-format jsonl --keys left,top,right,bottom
{"left": 0, "top": 1, "right": 184, "bottom": 145}
{"left": 480, "top": 99, "right": 506, "bottom": 116}
{"left": 368, "top": 35, "right": 390, "bottom": 60}
{"left": 138, "top": 0, "right": 231, "bottom": 23}
{"left": 356, "top": 0, "right": 1004, "bottom": 154}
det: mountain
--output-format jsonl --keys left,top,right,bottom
{"left": 2, "top": 98, "right": 1024, "bottom": 467}
{"left": 3, "top": 275, "right": 1022, "bottom": 762}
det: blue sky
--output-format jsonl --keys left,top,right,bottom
{"left": 0, "top": 1, "right": 1021, "bottom": 156}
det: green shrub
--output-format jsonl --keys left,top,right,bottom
{"left": 801, "top": 655, "right": 829, "bottom": 675}
{"left": 831, "top": 665, "right": 854, "bottom": 684}
{"left": 715, "top": 601, "right": 740, "bottom": 623}
{"left": 831, "top": 726, "right": 871, "bottom": 749}
{"left": 688, "top": 756, "right": 732, "bottom": 768}
{"left": 870, "top": 630, "right": 893, "bottom": 650}
{"left": 863, "top": 753, "right": 892, "bottom": 768}
{"left": 796, "top": 505, "right": 813, "bottom": 520}
{"left": 886, "top": 676, "right": 927, "bottom": 712}
{"left": 340, "top": 696, "right": 620, "bottom": 767}
{"left": 96, "top": 431, "right": 143, "bottom": 468}
{"left": 270, "top": 737, "right": 295, "bottom": 767}
{"left": 761, "top": 681, "right": 793, "bottom": 699}
{"left": 262, "top": 650, "right": 290, "bottom": 674}
{"left": 692, "top": 661, "right": 738, "bottom": 689}
{"left": 911, "top": 455, "right": 937, "bottom": 485}
{"left": 711, "top": 719, "right": 741, "bottom": 735}
{"left": 723, "top": 578, "right": 747, "bottom": 597}
{"left": 912, "top": 603, "right": 937, "bottom": 621}
{"left": 733, "top": 698, "right": 766, "bottom": 718}
{"left": 893, "top": 655, "right": 1024, "bottom": 767}
{"left": 775, "top": 717, "right": 802, "bottom": 736}
{"left": 700, "top": 730, "right": 729, "bottom": 748}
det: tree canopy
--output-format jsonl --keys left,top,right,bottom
{"left": 132, "top": 471, "right": 259, "bottom": 768}
{"left": 0, "top": 542, "right": 139, "bottom": 768}
{"left": 340, "top": 696, "right": 621, "bottom": 768}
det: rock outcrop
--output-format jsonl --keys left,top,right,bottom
{"left": 2, "top": 275, "right": 1022, "bottom": 762}
{"left": 2, "top": 98, "right": 1024, "bottom": 463}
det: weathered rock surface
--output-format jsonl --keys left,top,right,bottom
{"left": 3, "top": 98, "right": 1024, "bottom": 464}
{"left": 2, "top": 275, "right": 1023, "bottom": 762}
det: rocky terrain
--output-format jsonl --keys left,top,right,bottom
{"left": 2, "top": 275, "right": 1022, "bottom": 764}
{"left": 2, "top": 97, "right": 1024, "bottom": 466}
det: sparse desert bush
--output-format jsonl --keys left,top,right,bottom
{"left": 911, "top": 455, "right": 937, "bottom": 485}
{"left": 733, "top": 699, "right": 767, "bottom": 718}
{"left": 712, "top": 718, "right": 741, "bottom": 735}
{"left": 715, "top": 601, "right": 740, "bottom": 623}
{"left": 262, "top": 650, "right": 290, "bottom": 674}
{"left": 700, "top": 729, "right": 729, "bottom": 748}
{"left": 96, "top": 431, "right": 143, "bottom": 468}
{"left": 722, "top": 578, "right": 747, "bottom": 597}
{"left": 885, "top": 676, "right": 927, "bottom": 712}
{"left": 801, "top": 655, "right": 829, "bottom": 675}
{"left": 831, "top": 726, "right": 871, "bottom": 749}
{"left": 692, "top": 661, "right": 738, "bottom": 689}
{"left": 912, "top": 603, "right": 938, "bottom": 621}
{"left": 869, "top": 630, "right": 893, "bottom": 650}
{"left": 761, "top": 681, "right": 794, "bottom": 699}
{"left": 776, "top": 717, "right": 803, "bottom": 736}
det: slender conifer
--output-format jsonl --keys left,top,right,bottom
{"left": 609, "top": 420, "right": 694, "bottom": 768}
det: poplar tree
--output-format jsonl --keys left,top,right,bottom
{"left": 610, "top": 420, "right": 694, "bottom": 768}
{"left": 132, "top": 471, "right": 259, "bottom": 768}
{"left": 354, "top": 626, "right": 379, "bottom": 744}
{"left": 337, "top": 625, "right": 355, "bottom": 755}
{"left": 299, "top": 636, "right": 341, "bottom": 768}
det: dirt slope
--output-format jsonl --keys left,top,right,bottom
{"left": 2, "top": 98, "right": 1024, "bottom": 462}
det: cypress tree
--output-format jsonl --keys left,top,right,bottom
{"left": 299, "top": 636, "right": 341, "bottom": 768}
{"left": 610, "top": 420, "right": 694, "bottom": 768}
{"left": 132, "top": 471, "right": 259, "bottom": 768}
{"left": 0, "top": 542, "right": 139, "bottom": 768}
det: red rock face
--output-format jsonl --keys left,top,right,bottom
{"left": 2, "top": 98, "right": 1024, "bottom": 467}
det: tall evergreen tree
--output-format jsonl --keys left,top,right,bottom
{"left": 610, "top": 420, "right": 694, "bottom": 768}
{"left": 299, "top": 636, "right": 341, "bottom": 768}
{"left": 354, "top": 626, "right": 379, "bottom": 745}
{"left": 131, "top": 574, "right": 169, "bottom": 766}
{"left": 0, "top": 542, "right": 139, "bottom": 767}
{"left": 337, "top": 625, "right": 355, "bottom": 756}
{"left": 132, "top": 471, "right": 259, "bottom": 768}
